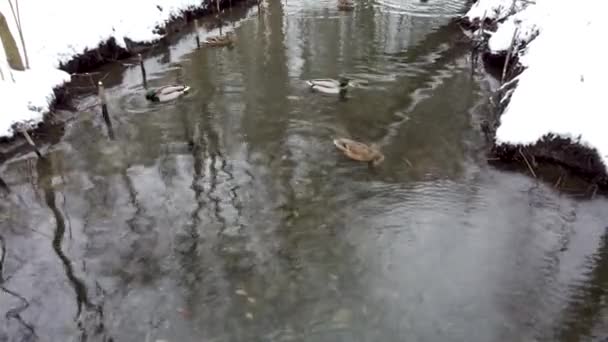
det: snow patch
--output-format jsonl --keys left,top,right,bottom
{"left": 0, "top": 0, "right": 206, "bottom": 138}
{"left": 465, "top": 0, "right": 608, "bottom": 171}
{"left": 0, "top": 67, "right": 70, "bottom": 137}
{"left": 465, "top": 0, "right": 523, "bottom": 22}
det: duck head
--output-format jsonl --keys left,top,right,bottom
{"left": 338, "top": 77, "right": 350, "bottom": 88}
{"left": 145, "top": 89, "right": 158, "bottom": 101}
{"left": 371, "top": 152, "right": 385, "bottom": 166}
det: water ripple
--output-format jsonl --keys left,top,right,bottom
{"left": 373, "top": 0, "right": 466, "bottom": 17}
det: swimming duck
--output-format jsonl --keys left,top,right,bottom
{"left": 306, "top": 78, "right": 350, "bottom": 95}
{"left": 145, "top": 85, "right": 191, "bottom": 102}
{"left": 337, "top": 0, "right": 355, "bottom": 11}
{"left": 204, "top": 32, "right": 235, "bottom": 47}
{"left": 333, "top": 138, "right": 385, "bottom": 166}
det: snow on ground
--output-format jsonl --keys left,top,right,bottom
{"left": 0, "top": 0, "right": 206, "bottom": 137}
{"left": 465, "top": 0, "right": 523, "bottom": 22}
{"left": 465, "top": 0, "right": 608, "bottom": 170}
{"left": 0, "top": 66, "right": 70, "bottom": 137}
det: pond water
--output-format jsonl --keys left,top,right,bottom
{"left": 1, "top": 0, "right": 608, "bottom": 341}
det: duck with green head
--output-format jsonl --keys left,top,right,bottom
{"left": 306, "top": 77, "right": 350, "bottom": 95}
{"left": 145, "top": 85, "right": 191, "bottom": 102}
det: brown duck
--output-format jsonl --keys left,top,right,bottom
{"left": 337, "top": 0, "right": 355, "bottom": 10}
{"left": 333, "top": 138, "right": 384, "bottom": 166}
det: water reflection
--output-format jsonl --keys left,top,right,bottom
{"left": 0, "top": 0, "right": 608, "bottom": 341}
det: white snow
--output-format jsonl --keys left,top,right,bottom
{"left": 0, "top": 67, "right": 70, "bottom": 137}
{"left": 0, "top": 0, "right": 206, "bottom": 137}
{"left": 465, "top": 0, "right": 608, "bottom": 170}
{"left": 465, "top": 0, "right": 523, "bottom": 22}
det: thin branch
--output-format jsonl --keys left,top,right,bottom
{"left": 501, "top": 26, "right": 519, "bottom": 84}
{"left": 518, "top": 147, "right": 537, "bottom": 178}
{"left": 498, "top": 75, "right": 520, "bottom": 92}
{"left": 15, "top": 0, "right": 21, "bottom": 28}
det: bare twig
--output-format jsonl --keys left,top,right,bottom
{"left": 20, "top": 129, "right": 42, "bottom": 158}
{"left": 501, "top": 26, "right": 519, "bottom": 84}
{"left": 500, "top": 88, "right": 515, "bottom": 104}
{"left": 518, "top": 148, "right": 537, "bottom": 178}
{"left": 498, "top": 75, "right": 520, "bottom": 92}
{"left": 553, "top": 174, "right": 563, "bottom": 189}
{"left": 478, "top": 10, "right": 487, "bottom": 39}
{"left": 70, "top": 71, "right": 101, "bottom": 77}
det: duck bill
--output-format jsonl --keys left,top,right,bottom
{"left": 333, "top": 139, "right": 348, "bottom": 152}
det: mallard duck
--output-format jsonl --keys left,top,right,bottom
{"left": 337, "top": 0, "right": 355, "bottom": 11}
{"left": 145, "top": 85, "right": 191, "bottom": 102}
{"left": 204, "top": 32, "right": 235, "bottom": 47}
{"left": 306, "top": 78, "right": 350, "bottom": 95}
{"left": 333, "top": 138, "right": 385, "bottom": 166}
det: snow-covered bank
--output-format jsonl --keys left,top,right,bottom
{"left": 0, "top": 0, "right": 216, "bottom": 138}
{"left": 464, "top": 0, "right": 608, "bottom": 175}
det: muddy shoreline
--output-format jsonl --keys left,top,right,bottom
{"left": 0, "top": 0, "right": 255, "bottom": 152}
{"left": 460, "top": 16, "right": 608, "bottom": 193}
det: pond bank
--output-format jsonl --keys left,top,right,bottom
{"left": 461, "top": 0, "right": 608, "bottom": 191}
{"left": 0, "top": 0, "right": 255, "bottom": 144}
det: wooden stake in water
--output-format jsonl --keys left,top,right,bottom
{"left": 195, "top": 19, "right": 201, "bottom": 49}
{"left": 98, "top": 81, "right": 114, "bottom": 139}
{"left": 139, "top": 53, "right": 147, "bottom": 88}
{"left": 20, "top": 128, "right": 42, "bottom": 158}
{"left": 502, "top": 27, "right": 519, "bottom": 84}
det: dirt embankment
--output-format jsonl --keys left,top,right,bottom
{"left": 460, "top": 16, "right": 608, "bottom": 195}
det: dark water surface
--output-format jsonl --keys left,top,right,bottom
{"left": 2, "top": 0, "right": 608, "bottom": 341}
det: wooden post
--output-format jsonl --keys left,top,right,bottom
{"left": 139, "top": 53, "right": 147, "bottom": 88}
{"left": 98, "top": 81, "right": 114, "bottom": 139}
{"left": 20, "top": 128, "right": 42, "bottom": 158}
{"left": 195, "top": 19, "right": 201, "bottom": 49}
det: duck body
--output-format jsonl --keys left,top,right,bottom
{"left": 306, "top": 78, "right": 349, "bottom": 95}
{"left": 337, "top": 0, "right": 355, "bottom": 10}
{"left": 333, "top": 138, "right": 385, "bottom": 166}
{"left": 204, "top": 33, "right": 235, "bottom": 47}
{"left": 145, "top": 85, "right": 190, "bottom": 102}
